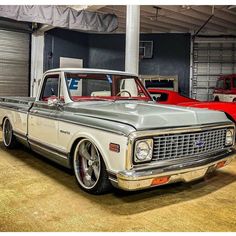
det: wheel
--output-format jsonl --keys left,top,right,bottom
{"left": 2, "top": 118, "right": 17, "bottom": 149}
{"left": 233, "top": 98, "right": 236, "bottom": 103}
{"left": 214, "top": 96, "right": 219, "bottom": 101}
{"left": 73, "top": 139, "right": 112, "bottom": 194}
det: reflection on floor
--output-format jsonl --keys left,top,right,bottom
{"left": 0, "top": 133, "right": 236, "bottom": 232}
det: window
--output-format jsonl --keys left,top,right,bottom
{"left": 216, "top": 79, "right": 224, "bottom": 89}
{"left": 145, "top": 80, "right": 174, "bottom": 89}
{"left": 225, "top": 78, "right": 231, "bottom": 90}
{"left": 64, "top": 73, "right": 151, "bottom": 102}
{"left": 149, "top": 92, "right": 168, "bottom": 102}
{"left": 40, "top": 75, "right": 59, "bottom": 101}
{"left": 233, "top": 78, "right": 236, "bottom": 88}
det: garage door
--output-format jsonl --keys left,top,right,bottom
{"left": 0, "top": 29, "right": 30, "bottom": 96}
{"left": 191, "top": 37, "right": 236, "bottom": 101}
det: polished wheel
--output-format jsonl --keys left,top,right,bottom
{"left": 73, "top": 139, "right": 112, "bottom": 194}
{"left": 3, "top": 118, "right": 16, "bottom": 149}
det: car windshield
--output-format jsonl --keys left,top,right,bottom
{"left": 65, "top": 73, "right": 152, "bottom": 102}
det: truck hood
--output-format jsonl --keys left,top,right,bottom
{"left": 65, "top": 101, "right": 229, "bottom": 132}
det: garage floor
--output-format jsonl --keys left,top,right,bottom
{"left": 0, "top": 133, "right": 236, "bottom": 232}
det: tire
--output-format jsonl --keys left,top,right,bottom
{"left": 2, "top": 118, "right": 17, "bottom": 149}
{"left": 214, "top": 96, "right": 219, "bottom": 101}
{"left": 73, "top": 139, "right": 112, "bottom": 194}
{"left": 233, "top": 98, "right": 236, "bottom": 103}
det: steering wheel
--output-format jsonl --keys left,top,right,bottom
{"left": 116, "top": 90, "right": 132, "bottom": 97}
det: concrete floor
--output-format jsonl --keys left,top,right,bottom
{"left": 0, "top": 133, "right": 236, "bottom": 232}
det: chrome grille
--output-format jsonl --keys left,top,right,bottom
{"left": 152, "top": 128, "right": 227, "bottom": 161}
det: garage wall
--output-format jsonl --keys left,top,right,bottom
{"left": 0, "top": 19, "right": 31, "bottom": 96}
{"left": 44, "top": 29, "right": 191, "bottom": 96}
{"left": 192, "top": 37, "right": 236, "bottom": 101}
{"left": 89, "top": 33, "right": 190, "bottom": 96}
{"left": 44, "top": 28, "right": 89, "bottom": 71}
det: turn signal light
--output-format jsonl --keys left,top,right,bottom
{"left": 216, "top": 161, "right": 226, "bottom": 169}
{"left": 109, "top": 143, "right": 120, "bottom": 153}
{"left": 151, "top": 176, "right": 170, "bottom": 186}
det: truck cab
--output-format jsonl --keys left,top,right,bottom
{"left": 213, "top": 74, "right": 236, "bottom": 102}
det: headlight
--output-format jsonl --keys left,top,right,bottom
{"left": 225, "top": 129, "right": 234, "bottom": 146}
{"left": 135, "top": 139, "right": 153, "bottom": 163}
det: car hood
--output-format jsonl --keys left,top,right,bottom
{"left": 64, "top": 100, "right": 229, "bottom": 132}
{"left": 179, "top": 101, "right": 236, "bottom": 121}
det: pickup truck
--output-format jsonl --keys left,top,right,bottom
{"left": 213, "top": 74, "right": 236, "bottom": 102}
{"left": 0, "top": 68, "right": 235, "bottom": 194}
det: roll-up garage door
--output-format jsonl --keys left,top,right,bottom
{"left": 0, "top": 29, "right": 30, "bottom": 96}
{"left": 191, "top": 37, "right": 236, "bottom": 101}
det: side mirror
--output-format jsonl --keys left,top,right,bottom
{"left": 47, "top": 97, "right": 64, "bottom": 110}
{"left": 152, "top": 96, "right": 157, "bottom": 101}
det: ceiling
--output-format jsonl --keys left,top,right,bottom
{"left": 71, "top": 5, "right": 236, "bottom": 35}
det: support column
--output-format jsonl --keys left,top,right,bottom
{"left": 31, "top": 32, "right": 44, "bottom": 97}
{"left": 31, "top": 25, "right": 54, "bottom": 97}
{"left": 125, "top": 5, "right": 140, "bottom": 75}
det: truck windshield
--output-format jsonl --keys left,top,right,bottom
{"left": 65, "top": 73, "right": 152, "bottom": 102}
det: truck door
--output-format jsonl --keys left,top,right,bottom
{"left": 28, "top": 73, "right": 60, "bottom": 153}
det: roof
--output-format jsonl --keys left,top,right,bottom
{"left": 46, "top": 68, "right": 138, "bottom": 77}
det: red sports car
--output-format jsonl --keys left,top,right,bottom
{"left": 148, "top": 88, "right": 236, "bottom": 123}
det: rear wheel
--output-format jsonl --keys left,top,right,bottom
{"left": 2, "top": 118, "right": 17, "bottom": 149}
{"left": 73, "top": 139, "right": 112, "bottom": 194}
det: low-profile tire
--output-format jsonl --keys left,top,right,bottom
{"left": 73, "top": 139, "right": 113, "bottom": 194}
{"left": 2, "top": 118, "right": 17, "bottom": 149}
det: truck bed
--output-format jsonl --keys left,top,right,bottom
{"left": 0, "top": 97, "right": 35, "bottom": 111}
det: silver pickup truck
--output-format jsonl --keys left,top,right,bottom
{"left": 0, "top": 68, "right": 235, "bottom": 194}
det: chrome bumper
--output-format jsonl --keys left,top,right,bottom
{"left": 117, "top": 149, "right": 236, "bottom": 191}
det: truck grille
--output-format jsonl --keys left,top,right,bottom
{"left": 152, "top": 128, "right": 227, "bottom": 161}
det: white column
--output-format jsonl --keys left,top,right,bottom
{"left": 31, "top": 32, "right": 45, "bottom": 97}
{"left": 125, "top": 5, "right": 140, "bottom": 75}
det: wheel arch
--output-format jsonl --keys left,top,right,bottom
{"left": 1, "top": 116, "right": 10, "bottom": 129}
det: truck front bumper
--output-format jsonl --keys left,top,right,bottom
{"left": 117, "top": 149, "right": 236, "bottom": 191}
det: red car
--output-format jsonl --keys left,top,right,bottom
{"left": 148, "top": 88, "right": 236, "bottom": 123}
{"left": 213, "top": 74, "right": 236, "bottom": 102}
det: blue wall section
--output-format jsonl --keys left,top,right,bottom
{"left": 44, "top": 28, "right": 89, "bottom": 71}
{"left": 44, "top": 28, "right": 191, "bottom": 96}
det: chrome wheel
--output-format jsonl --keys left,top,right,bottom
{"left": 3, "top": 119, "right": 13, "bottom": 147}
{"left": 74, "top": 139, "right": 101, "bottom": 190}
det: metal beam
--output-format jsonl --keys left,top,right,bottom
{"left": 158, "top": 6, "right": 231, "bottom": 33}
{"left": 191, "top": 6, "right": 236, "bottom": 25}
{"left": 143, "top": 6, "right": 228, "bottom": 33}
{"left": 102, "top": 6, "right": 189, "bottom": 32}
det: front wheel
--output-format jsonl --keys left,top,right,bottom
{"left": 73, "top": 139, "right": 112, "bottom": 194}
{"left": 2, "top": 118, "right": 17, "bottom": 149}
